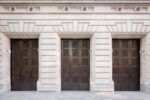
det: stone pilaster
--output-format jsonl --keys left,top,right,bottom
{"left": 0, "top": 33, "right": 10, "bottom": 93}
{"left": 37, "top": 33, "right": 61, "bottom": 92}
{"left": 91, "top": 33, "right": 114, "bottom": 94}
{"left": 140, "top": 33, "right": 150, "bottom": 93}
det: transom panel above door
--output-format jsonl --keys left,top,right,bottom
{"left": 61, "top": 39, "right": 90, "bottom": 90}
{"left": 113, "top": 39, "right": 140, "bottom": 91}
{"left": 11, "top": 39, "right": 38, "bottom": 91}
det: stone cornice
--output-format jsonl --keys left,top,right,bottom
{"left": 0, "top": 0, "right": 150, "bottom": 4}
{"left": 0, "top": 20, "right": 149, "bottom": 34}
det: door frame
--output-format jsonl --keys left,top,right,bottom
{"left": 0, "top": 34, "right": 39, "bottom": 92}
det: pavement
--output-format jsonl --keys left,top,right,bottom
{"left": 0, "top": 91, "right": 150, "bottom": 100}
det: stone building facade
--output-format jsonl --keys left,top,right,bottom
{"left": 0, "top": 0, "right": 150, "bottom": 94}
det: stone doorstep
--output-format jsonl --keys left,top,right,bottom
{"left": 92, "top": 84, "right": 114, "bottom": 94}
{"left": 37, "top": 85, "right": 60, "bottom": 92}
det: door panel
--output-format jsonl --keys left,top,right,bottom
{"left": 113, "top": 39, "right": 140, "bottom": 91}
{"left": 11, "top": 39, "right": 38, "bottom": 91}
{"left": 61, "top": 39, "right": 90, "bottom": 90}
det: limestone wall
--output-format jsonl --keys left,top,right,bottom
{"left": 0, "top": 33, "right": 10, "bottom": 92}
{"left": 0, "top": 3, "right": 150, "bottom": 93}
{"left": 91, "top": 33, "right": 114, "bottom": 93}
{"left": 37, "top": 32, "right": 114, "bottom": 93}
{"left": 37, "top": 33, "right": 61, "bottom": 92}
{"left": 140, "top": 33, "right": 150, "bottom": 93}
{"left": 0, "top": 33, "right": 3, "bottom": 88}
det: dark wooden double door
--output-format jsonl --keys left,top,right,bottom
{"left": 11, "top": 39, "right": 38, "bottom": 91}
{"left": 113, "top": 39, "right": 140, "bottom": 91}
{"left": 61, "top": 39, "right": 90, "bottom": 90}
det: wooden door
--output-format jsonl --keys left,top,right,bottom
{"left": 61, "top": 39, "right": 90, "bottom": 90}
{"left": 113, "top": 39, "right": 140, "bottom": 91}
{"left": 11, "top": 39, "right": 38, "bottom": 91}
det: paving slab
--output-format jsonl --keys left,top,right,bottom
{"left": 0, "top": 91, "right": 150, "bottom": 100}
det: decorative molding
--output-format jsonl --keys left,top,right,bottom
{"left": 51, "top": 21, "right": 99, "bottom": 34}
{"left": 0, "top": 20, "right": 149, "bottom": 34}
{"left": 0, "top": 0, "right": 150, "bottom": 4}
{"left": 0, "top": 21, "right": 45, "bottom": 33}
{"left": 107, "top": 20, "right": 150, "bottom": 34}
{"left": 111, "top": 6, "right": 148, "bottom": 12}
{"left": 0, "top": 5, "right": 149, "bottom": 14}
